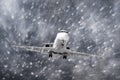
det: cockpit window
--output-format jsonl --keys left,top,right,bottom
{"left": 59, "top": 30, "right": 68, "bottom": 33}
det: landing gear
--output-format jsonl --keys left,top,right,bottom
{"left": 63, "top": 55, "right": 67, "bottom": 59}
{"left": 49, "top": 51, "right": 53, "bottom": 58}
{"left": 49, "top": 53, "right": 52, "bottom": 57}
{"left": 63, "top": 54, "right": 67, "bottom": 59}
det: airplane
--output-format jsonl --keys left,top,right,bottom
{"left": 13, "top": 30, "right": 95, "bottom": 59}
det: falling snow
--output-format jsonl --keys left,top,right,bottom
{"left": 0, "top": 0, "right": 120, "bottom": 80}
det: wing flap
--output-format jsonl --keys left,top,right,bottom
{"left": 65, "top": 49, "right": 95, "bottom": 57}
{"left": 12, "top": 45, "right": 54, "bottom": 53}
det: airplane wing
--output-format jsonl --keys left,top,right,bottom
{"left": 12, "top": 45, "right": 95, "bottom": 57}
{"left": 64, "top": 49, "right": 95, "bottom": 57}
{"left": 12, "top": 45, "right": 55, "bottom": 53}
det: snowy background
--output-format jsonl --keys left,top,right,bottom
{"left": 0, "top": 0, "right": 120, "bottom": 80}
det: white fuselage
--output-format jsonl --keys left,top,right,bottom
{"left": 53, "top": 32, "right": 69, "bottom": 49}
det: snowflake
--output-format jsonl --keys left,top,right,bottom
{"left": 29, "top": 62, "right": 33, "bottom": 66}
{"left": 20, "top": 73, "right": 23, "bottom": 76}
{"left": 31, "top": 72, "right": 34, "bottom": 75}
{"left": 4, "top": 65, "right": 8, "bottom": 68}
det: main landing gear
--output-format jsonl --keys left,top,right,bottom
{"left": 48, "top": 51, "right": 67, "bottom": 59}
{"left": 63, "top": 54, "right": 67, "bottom": 59}
{"left": 49, "top": 51, "right": 53, "bottom": 58}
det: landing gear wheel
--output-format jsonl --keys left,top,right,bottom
{"left": 63, "top": 55, "right": 67, "bottom": 59}
{"left": 49, "top": 53, "right": 52, "bottom": 58}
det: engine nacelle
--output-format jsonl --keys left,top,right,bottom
{"left": 66, "top": 47, "right": 70, "bottom": 49}
{"left": 44, "top": 43, "right": 53, "bottom": 47}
